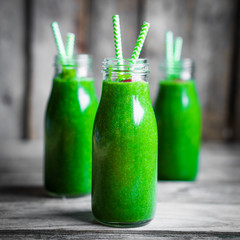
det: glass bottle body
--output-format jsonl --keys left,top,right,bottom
{"left": 44, "top": 55, "right": 98, "bottom": 197}
{"left": 154, "top": 59, "right": 201, "bottom": 181}
{"left": 92, "top": 59, "right": 157, "bottom": 227}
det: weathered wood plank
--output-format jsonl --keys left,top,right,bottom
{"left": 1, "top": 230, "right": 239, "bottom": 240}
{"left": 0, "top": 0, "right": 25, "bottom": 139}
{"left": 0, "top": 195, "right": 239, "bottom": 232}
{"left": 0, "top": 0, "right": 239, "bottom": 142}
{"left": 1, "top": 180, "right": 240, "bottom": 232}
{"left": 233, "top": 1, "right": 240, "bottom": 141}
{"left": 0, "top": 141, "right": 240, "bottom": 238}
{"left": 31, "top": 0, "right": 78, "bottom": 138}
{"left": 22, "top": 0, "right": 34, "bottom": 140}
{"left": 76, "top": 0, "right": 91, "bottom": 53}
{"left": 89, "top": 0, "right": 139, "bottom": 98}
{"left": 144, "top": 0, "right": 236, "bottom": 140}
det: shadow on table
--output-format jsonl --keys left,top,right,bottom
{"left": 60, "top": 210, "right": 96, "bottom": 225}
{"left": 0, "top": 186, "right": 46, "bottom": 199}
{"left": 59, "top": 210, "right": 112, "bottom": 226}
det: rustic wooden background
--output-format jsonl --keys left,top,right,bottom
{"left": 0, "top": 0, "right": 240, "bottom": 141}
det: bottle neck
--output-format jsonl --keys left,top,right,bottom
{"left": 102, "top": 58, "right": 149, "bottom": 82}
{"left": 160, "top": 58, "right": 195, "bottom": 81}
{"left": 54, "top": 54, "right": 93, "bottom": 80}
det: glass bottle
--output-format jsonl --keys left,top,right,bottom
{"left": 44, "top": 54, "right": 98, "bottom": 197}
{"left": 92, "top": 58, "right": 157, "bottom": 227}
{"left": 154, "top": 59, "right": 201, "bottom": 181}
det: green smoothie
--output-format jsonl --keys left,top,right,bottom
{"left": 44, "top": 68, "right": 98, "bottom": 196}
{"left": 154, "top": 80, "right": 201, "bottom": 180}
{"left": 92, "top": 80, "right": 157, "bottom": 226}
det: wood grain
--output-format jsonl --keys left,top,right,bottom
{"left": 76, "top": 0, "right": 91, "bottom": 53}
{"left": 0, "top": 0, "right": 239, "bottom": 141}
{"left": 144, "top": 0, "right": 236, "bottom": 140}
{"left": 28, "top": 0, "right": 240, "bottom": 141}
{"left": 233, "top": 0, "right": 240, "bottom": 140}
{"left": 0, "top": 0, "right": 25, "bottom": 139}
{"left": 1, "top": 230, "right": 239, "bottom": 240}
{"left": 0, "top": 141, "right": 240, "bottom": 239}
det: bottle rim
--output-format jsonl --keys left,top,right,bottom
{"left": 160, "top": 58, "right": 195, "bottom": 70}
{"left": 54, "top": 54, "right": 92, "bottom": 66}
{"left": 103, "top": 58, "right": 149, "bottom": 74}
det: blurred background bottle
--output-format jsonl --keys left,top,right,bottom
{"left": 154, "top": 59, "right": 201, "bottom": 180}
{"left": 44, "top": 54, "right": 98, "bottom": 197}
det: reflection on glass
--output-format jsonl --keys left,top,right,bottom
{"left": 182, "top": 92, "right": 189, "bottom": 107}
{"left": 78, "top": 88, "right": 90, "bottom": 112}
{"left": 133, "top": 96, "right": 144, "bottom": 125}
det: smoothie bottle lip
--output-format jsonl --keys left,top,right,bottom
{"left": 159, "top": 58, "right": 195, "bottom": 81}
{"left": 104, "top": 57, "right": 148, "bottom": 63}
{"left": 54, "top": 54, "right": 93, "bottom": 66}
{"left": 160, "top": 58, "right": 195, "bottom": 70}
{"left": 54, "top": 55, "right": 76, "bottom": 67}
{"left": 103, "top": 58, "right": 149, "bottom": 67}
{"left": 54, "top": 54, "right": 93, "bottom": 78}
{"left": 102, "top": 58, "right": 150, "bottom": 75}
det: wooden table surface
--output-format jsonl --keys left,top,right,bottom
{"left": 0, "top": 141, "right": 240, "bottom": 239}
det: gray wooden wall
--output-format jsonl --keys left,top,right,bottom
{"left": 0, "top": 0, "right": 239, "bottom": 141}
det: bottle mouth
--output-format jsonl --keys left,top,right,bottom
{"left": 54, "top": 54, "right": 92, "bottom": 66}
{"left": 103, "top": 58, "right": 149, "bottom": 74}
{"left": 160, "top": 58, "right": 194, "bottom": 71}
{"left": 54, "top": 54, "right": 93, "bottom": 78}
{"left": 102, "top": 58, "right": 150, "bottom": 82}
{"left": 54, "top": 55, "right": 76, "bottom": 67}
{"left": 159, "top": 58, "right": 194, "bottom": 81}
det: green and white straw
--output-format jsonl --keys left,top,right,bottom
{"left": 112, "top": 15, "right": 123, "bottom": 59}
{"left": 51, "top": 22, "right": 66, "bottom": 57}
{"left": 65, "top": 33, "right": 75, "bottom": 58}
{"left": 131, "top": 21, "right": 150, "bottom": 59}
{"left": 165, "top": 31, "right": 173, "bottom": 61}
{"left": 174, "top": 37, "right": 183, "bottom": 61}
{"left": 165, "top": 31, "right": 183, "bottom": 62}
{"left": 165, "top": 31, "right": 184, "bottom": 79}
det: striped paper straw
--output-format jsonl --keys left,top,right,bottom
{"left": 112, "top": 15, "right": 123, "bottom": 59}
{"left": 131, "top": 21, "right": 150, "bottom": 59}
{"left": 66, "top": 33, "right": 75, "bottom": 57}
{"left": 51, "top": 22, "right": 66, "bottom": 57}
{"left": 166, "top": 31, "right": 173, "bottom": 61}
{"left": 174, "top": 37, "right": 183, "bottom": 61}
